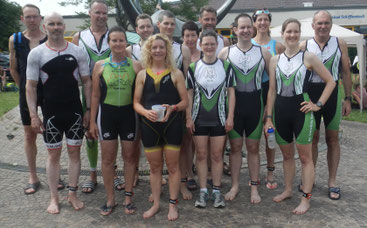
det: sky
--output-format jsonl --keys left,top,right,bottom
{"left": 11, "top": 0, "right": 87, "bottom": 16}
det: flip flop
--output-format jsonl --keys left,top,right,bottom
{"left": 114, "top": 177, "right": 125, "bottom": 191}
{"left": 24, "top": 181, "right": 41, "bottom": 195}
{"left": 81, "top": 180, "right": 97, "bottom": 194}
{"left": 328, "top": 187, "right": 341, "bottom": 200}
{"left": 58, "top": 179, "right": 65, "bottom": 190}
{"left": 100, "top": 203, "right": 118, "bottom": 216}
{"left": 124, "top": 203, "right": 137, "bottom": 215}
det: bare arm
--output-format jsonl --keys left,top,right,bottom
{"left": 182, "top": 45, "right": 191, "bottom": 78}
{"left": 186, "top": 89, "right": 195, "bottom": 134}
{"left": 8, "top": 35, "right": 20, "bottom": 86}
{"left": 262, "top": 47, "right": 272, "bottom": 76}
{"left": 225, "top": 87, "right": 235, "bottom": 132}
{"left": 299, "top": 40, "right": 306, "bottom": 51}
{"left": 223, "top": 36, "right": 230, "bottom": 47}
{"left": 339, "top": 38, "right": 352, "bottom": 116}
{"left": 71, "top": 32, "right": 80, "bottom": 45}
{"left": 302, "top": 52, "right": 336, "bottom": 112}
{"left": 133, "top": 60, "right": 143, "bottom": 74}
{"left": 88, "top": 60, "right": 103, "bottom": 139}
{"left": 275, "top": 41, "right": 285, "bottom": 54}
{"left": 217, "top": 47, "right": 229, "bottom": 61}
{"left": 264, "top": 56, "right": 278, "bottom": 134}
{"left": 26, "top": 80, "right": 43, "bottom": 133}
{"left": 126, "top": 45, "right": 133, "bottom": 59}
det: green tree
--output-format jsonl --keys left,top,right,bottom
{"left": 0, "top": 0, "right": 21, "bottom": 51}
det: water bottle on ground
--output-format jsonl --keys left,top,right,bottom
{"left": 267, "top": 128, "right": 276, "bottom": 149}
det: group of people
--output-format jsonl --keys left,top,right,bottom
{"left": 9, "top": 0, "right": 352, "bottom": 221}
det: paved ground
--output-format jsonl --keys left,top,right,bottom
{"left": 0, "top": 106, "right": 366, "bottom": 227}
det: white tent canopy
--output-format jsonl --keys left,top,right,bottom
{"left": 271, "top": 18, "right": 366, "bottom": 111}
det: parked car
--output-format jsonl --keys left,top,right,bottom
{"left": 0, "top": 54, "right": 13, "bottom": 82}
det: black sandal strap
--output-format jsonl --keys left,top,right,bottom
{"left": 250, "top": 180, "right": 260, "bottom": 186}
{"left": 267, "top": 166, "right": 275, "bottom": 171}
{"left": 169, "top": 199, "right": 178, "bottom": 204}
{"left": 67, "top": 186, "right": 78, "bottom": 192}
{"left": 181, "top": 177, "right": 188, "bottom": 183}
{"left": 302, "top": 192, "right": 312, "bottom": 199}
{"left": 124, "top": 191, "right": 134, "bottom": 197}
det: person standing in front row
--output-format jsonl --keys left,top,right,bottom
{"left": 133, "top": 34, "right": 188, "bottom": 221}
{"left": 26, "top": 12, "right": 92, "bottom": 214}
{"left": 187, "top": 30, "right": 235, "bottom": 209}
{"left": 264, "top": 18, "right": 335, "bottom": 215}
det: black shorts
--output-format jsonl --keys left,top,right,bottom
{"left": 262, "top": 81, "right": 269, "bottom": 107}
{"left": 308, "top": 82, "right": 341, "bottom": 130}
{"left": 97, "top": 104, "right": 137, "bottom": 141}
{"left": 193, "top": 124, "right": 226, "bottom": 137}
{"left": 141, "top": 112, "right": 183, "bottom": 149}
{"left": 42, "top": 103, "right": 84, "bottom": 150}
{"left": 228, "top": 90, "right": 263, "bottom": 140}
{"left": 274, "top": 94, "right": 315, "bottom": 145}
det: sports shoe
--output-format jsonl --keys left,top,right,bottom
{"left": 195, "top": 191, "right": 209, "bottom": 208}
{"left": 212, "top": 191, "right": 225, "bottom": 208}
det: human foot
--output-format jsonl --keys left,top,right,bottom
{"left": 250, "top": 187, "right": 261, "bottom": 204}
{"left": 180, "top": 182, "right": 192, "bottom": 200}
{"left": 293, "top": 197, "right": 310, "bottom": 214}
{"left": 68, "top": 191, "right": 84, "bottom": 211}
{"left": 167, "top": 202, "right": 178, "bottom": 221}
{"left": 47, "top": 199, "right": 59, "bottom": 214}
{"left": 143, "top": 205, "right": 159, "bottom": 219}
{"left": 273, "top": 191, "right": 292, "bottom": 203}
{"left": 224, "top": 187, "right": 239, "bottom": 201}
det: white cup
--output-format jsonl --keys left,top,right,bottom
{"left": 152, "top": 105, "right": 166, "bottom": 122}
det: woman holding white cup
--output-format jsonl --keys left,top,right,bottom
{"left": 133, "top": 34, "right": 188, "bottom": 221}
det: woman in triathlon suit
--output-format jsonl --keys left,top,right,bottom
{"left": 133, "top": 34, "right": 188, "bottom": 221}
{"left": 187, "top": 30, "right": 235, "bottom": 209}
{"left": 252, "top": 8, "right": 285, "bottom": 190}
{"left": 89, "top": 26, "right": 143, "bottom": 216}
{"left": 264, "top": 19, "right": 335, "bottom": 215}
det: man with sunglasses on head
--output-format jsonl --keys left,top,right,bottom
{"left": 300, "top": 10, "right": 352, "bottom": 201}
{"left": 197, "top": 6, "right": 230, "bottom": 56}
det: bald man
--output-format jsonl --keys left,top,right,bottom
{"left": 300, "top": 10, "right": 352, "bottom": 200}
{"left": 26, "top": 12, "right": 92, "bottom": 214}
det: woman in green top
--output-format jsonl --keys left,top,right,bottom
{"left": 89, "top": 26, "right": 143, "bottom": 216}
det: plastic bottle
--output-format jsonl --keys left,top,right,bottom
{"left": 267, "top": 128, "right": 276, "bottom": 149}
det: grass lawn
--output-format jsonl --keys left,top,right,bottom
{"left": 0, "top": 91, "right": 19, "bottom": 118}
{"left": 343, "top": 109, "right": 367, "bottom": 123}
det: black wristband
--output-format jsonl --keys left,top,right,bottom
{"left": 344, "top": 96, "right": 352, "bottom": 102}
{"left": 265, "top": 115, "right": 272, "bottom": 119}
{"left": 86, "top": 108, "right": 91, "bottom": 111}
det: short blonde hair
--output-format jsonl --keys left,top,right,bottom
{"left": 142, "top": 34, "right": 175, "bottom": 70}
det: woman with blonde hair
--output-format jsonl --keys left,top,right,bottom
{"left": 133, "top": 34, "right": 188, "bottom": 221}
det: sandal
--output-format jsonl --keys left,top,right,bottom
{"left": 114, "top": 177, "right": 125, "bottom": 191}
{"left": 187, "top": 178, "right": 197, "bottom": 191}
{"left": 81, "top": 180, "right": 97, "bottom": 194}
{"left": 328, "top": 187, "right": 341, "bottom": 200}
{"left": 223, "top": 162, "right": 231, "bottom": 176}
{"left": 24, "top": 181, "right": 41, "bottom": 195}
{"left": 100, "top": 203, "right": 118, "bottom": 216}
{"left": 58, "top": 179, "right": 65, "bottom": 190}
{"left": 265, "top": 166, "right": 278, "bottom": 190}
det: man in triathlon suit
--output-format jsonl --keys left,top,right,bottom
{"left": 157, "top": 10, "right": 191, "bottom": 76}
{"left": 72, "top": 0, "right": 115, "bottom": 193}
{"left": 8, "top": 4, "right": 59, "bottom": 195}
{"left": 197, "top": 6, "right": 230, "bottom": 56}
{"left": 218, "top": 13, "right": 271, "bottom": 203}
{"left": 300, "top": 10, "right": 352, "bottom": 200}
{"left": 26, "top": 12, "right": 92, "bottom": 214}
{"left": 127, "top": 14, "right": 154, "bottom": 61}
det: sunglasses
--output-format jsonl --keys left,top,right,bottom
{"left": 255, "top": 10, "right": 270, "bottom": 15}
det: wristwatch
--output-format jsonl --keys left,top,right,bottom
{"left": 344, "top": 96, "right": 352, "bottom": 102}
{"left": 316, "top": 101, "right": 323, "bottom": 109}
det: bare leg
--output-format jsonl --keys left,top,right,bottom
{"left": 165, "top": 147, "right": 181, "bottom": 221}
{"left": 143, "top": 149, "right": 163, "bottom": 219}
{"left": 293, "top": 143, "right": 314, "bottom": 215}
{"left": 46, "top": 148, "right": 61, "bottom": 214}
{"left": 210, "top": 136, "right": 226, "bottom": 188}
{"left": 66, "top": 145, "right": 84, "bottom": 210}
{"left": 179, "top": 133, "right": 192, "bottom": 200}
{"left": 121, "top": 140, "right": 137, "bottom": 214}
{"left": 24, "top": 126, "right": 39, "bottom": 194}
{"left": 226, "top": 137, "right": 242, "bottom": 201}
{"left": 187, "top": 138, "right": 195, "bottom": 180}
{"left": 311, "top": 130, "right": 320, "bottom": 167}
{"left": 100, "top": 140, "right": 118, "bottom": 215}
{"left": 246, "top": 138, "right": 261, "bottom": 204}
{"left": 325, "top": 129, "right": 340, "bottom": 199}
{"left": 193, "top": 136, "right": 209, "bottom": 189}
{"left": 273, "top": 143, "right": 295, "bottom": 203}
{"left": 264, "top": 135, "right": 277, "bottom": 188}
